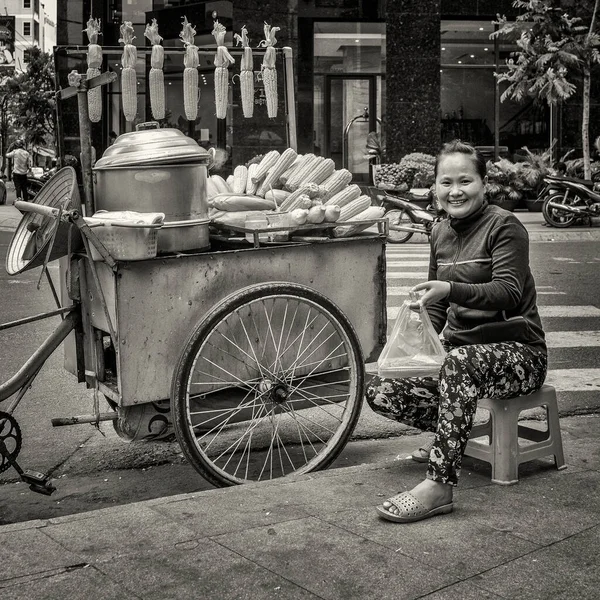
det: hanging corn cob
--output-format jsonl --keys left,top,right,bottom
{"left": 258, "top": 22, "right": 280, "bottom": 118}
{"left": 180, "top": 17, "right": 199, "bottom": 121}
{"left": 212, "top": 20, "right": 234, "bottom": 120}
{"left": 119, "top": 22, "right": 137, "bottom": 122}
{"left": 144, "top": 19, "right": 165, "bottom": 120}
{"left": 84, "top": 17, "right": 102, "bottom": 122}
{"left": 234, "top": 25, "right": 254, "bottom": 118}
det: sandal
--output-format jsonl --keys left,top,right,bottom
{"left": 376, "top": 491, "right": 453, "bottom": 524}
{"left": 411, "top": 439, "right": 434, "bottom": 463}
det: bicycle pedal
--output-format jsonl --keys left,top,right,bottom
{"left": 21, "top": 470, "right": 56, "bottom": 496}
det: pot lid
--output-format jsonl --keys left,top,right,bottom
{"left": 94, "top": 127, "right": 210, "bottom": 169}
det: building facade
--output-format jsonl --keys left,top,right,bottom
{"left": 54, "top": 0, "right": 599, "bottom": 178}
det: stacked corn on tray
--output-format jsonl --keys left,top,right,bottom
{"left": 208, "top": 149, "right": 385, "bottom": 239}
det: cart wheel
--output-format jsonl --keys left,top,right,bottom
{"left": 171, "top": 282, "right": 365, "bottom": 487}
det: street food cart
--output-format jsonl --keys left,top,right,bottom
{"left": 0, "top": 23, "right": 387, "bottom": 493}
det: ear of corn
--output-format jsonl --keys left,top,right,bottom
{"left": 245, "top": 163, "right": 260, "bottom": 194}
{"left": 279, "top": 154, "right": 305, "bottom": 185}
{"left": 234, "top": 27, "right": 254, "bottom": 118}
{"left": 211, "top": 194, "right": 276, "bottom": 212}
{"left": 300, "top": 157, "right": 335, "bottom": 187}
{"left": 180, "top": 17, "right": 199, "bottom": 121}
{"left": 333, "top": 206, "right": 385, "bottom": 238}
{"left": 84, "top": 18, "right": 103, "bottom": 122}
{"left": 145, "top": 19, "right": 165, "bottom": 120}
{"left": 259, "top": 23, "right": 280, "bottom": 118}
{"left": 232, "top": 165, "right": 248, "bottom": 193}
{"left": 213, "top": 20, "right": 235, "bottom": 120}
{"left": 265, "top": 189, "right": 291, "bottom": 205}
{"left": 210, "top": 174, "right": 232, "bottom": 194}
{"left": 279, "top": 188, "right": 313, "bottom": 211}
{"left": 285, "top": 155, "right": 323, "bottom": 192}
{"left": 252, "top": 150, "right": 280, "bottom": 183}
{"left": 321, "top": 169, "right": 353, "bottom": 199}
{"left": 226, "top": 174, "right": 235, "bottom": 187}
{"left": 257, "top": 148, "right": 297, "bottom": 196}
{"left": 119, "top": 22, "right": 137, "bottom": 122}
{"left": 338, "top": 195, "right": 372, "bottom": 221}
{"left": 323, "top": 184, "right": 361, "bottom": 207}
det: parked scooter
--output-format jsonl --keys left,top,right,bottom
{"left": 375, "top": 188, "right": 444, "bottom": 243}
{"left": 538, "top": 174, "right": 600, "bottom": 228}
{"left": 26, "top": 167, "right": 56, "bottom": 200}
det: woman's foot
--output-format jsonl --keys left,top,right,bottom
{"left": 378, "top": 479, "right": 453, "bottom": 522}
{"left": 411, "top": 438, "right": 435, "bottom": 463}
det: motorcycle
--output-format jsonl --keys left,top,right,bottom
{"left": 374, "top": 188, "right": 444, "bottom": 243}
{"left": 26, "top": 167, "right": 56, "bottom": 200}
{"left": 538, "top": 174, "right": 600, "bottom": 228}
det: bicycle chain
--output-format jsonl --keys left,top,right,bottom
{"left": 0, "top": 411, "right": 22, "bottom": 474}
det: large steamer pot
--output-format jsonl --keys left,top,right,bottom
{"left": 93, "top": 127, "right": 211, "bottom": 253}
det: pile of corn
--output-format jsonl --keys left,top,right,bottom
{"left": 208, "top": 149, "right": 385, "bottom": 237}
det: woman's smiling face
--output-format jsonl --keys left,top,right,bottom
{"left": 435, "top": 153, "right": 487, "bottom": 219}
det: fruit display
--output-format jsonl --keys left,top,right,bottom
{"left": 208, "top": 150, "right": 386, "bottom": 239}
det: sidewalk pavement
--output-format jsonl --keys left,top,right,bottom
{"left": 1, "top": 414, "right": 598, "bottom": 599}
{"left": 1, "top": 183, "right": 600, "bottom": 241}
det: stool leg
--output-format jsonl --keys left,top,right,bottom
{"left": 491, "top": 406, "right": 520, "bottom": 485}
{"left": 545, "top": 401, "right": 567, "bottom": 471}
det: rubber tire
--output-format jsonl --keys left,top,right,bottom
{"left": 542, "top": 193, "right": 580, "bottom": 228}
{"left": 171, "top": 282, "right": 365, "bottom": 487}
{"left": 386, "top": 209, "right": 415, "bottom": 243}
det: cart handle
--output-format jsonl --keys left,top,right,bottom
{"left": 15, "top": 200, "right": 78, "bottom": 220}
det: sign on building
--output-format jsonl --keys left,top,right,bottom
{"left": 0, "top": 16, "right": 16, "bottom": 74}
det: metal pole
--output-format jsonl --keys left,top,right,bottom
{"left": 77, "top": 84, "right": 95, "bottom": 216}
{"left": 283, "top": 47, "right": 298, "bottom": 152}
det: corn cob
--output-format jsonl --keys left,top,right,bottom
{"left": 232, "top": 165, "right": 248, "bottom": 193}
{"left": 279, "top": 188, "right": 314, "bottom": 211}
{"left": 84, "top": 17, "right": 102, "bottom": 122}
{"left": 333, "top": 206, "right": 385, "bottom": 238}
{"left": 279, "top": 154, "right": 305, "bottom": 185}
{"left": 144, "top": 19, "right": 165, "bottom": 120}
{"left": 301, "top": 158, "right": 335, "bottom": 187}
{"left": 180, "top": 17, "right": 199, "bottom": 121}
{"left": 211, "top": 194, "right": 275, "bottom": 212}
{"left": 324, "top": 184, "right": 361, "bottom": 207}
{"left": 257, "top": 148, "right": 297, "bottom": 196}
{"left": 265, "top": 189, "right": 291, "bottom": 205}
{"left": 212, "top": 20, "right": 235, "bottom": 120}
{"left": 119, "top": 22, "right": 137, "bottom": 122}
{"left": 252, "top": 150, "right": 280, "bottom": 183}
{"left": 226, "top": 174, "right": 235, "bottom": 187}
{"left": 210, "top": 174, "right": 232, "bottom": 194}
{"left": 234, "top": 25, "right": 254, "bottom": 118}
{"left": 245, "top": 163, "right": 260, "bottom": 194}
{"left": 338, "top": 195, "right": 372, "bottom": 221}
{"left": 285, "top": 155, "right": 324, "bottom": 192}
{"left": 259, "top": 22, "right": 280, "bottom": 118}
{"left": 320, "top": 169, "right": 353, "bottom": 199}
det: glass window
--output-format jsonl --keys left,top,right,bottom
{"left": 23, "top": 21, "right": 31, "bottom": 36}
{"left": 24, "top": 0, "right": 31, "bottom": 8}
{"left": 313, "top": 22, "right": 385, "bottom": 180}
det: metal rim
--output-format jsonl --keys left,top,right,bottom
{"left": 542, "top": 193, "right": 581, "bottom": 228}
{"left": 171, "top": 283, "right": 364, "bottom": 487}
{"left": 386, "top": 209, "right": 415, "bottom": 243}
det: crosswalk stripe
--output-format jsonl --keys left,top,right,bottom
{"left": 545, "top": 369, "right": 600, "bottom": 392}
{"left": 385, "top": 254, "right": 430, "bottom": 259}
{"left": 387, "top": 286, "right": 412, "bottom": 296}
{"left": 537, "top": 291, "right": 566, "bottom": 295}
{"left": 386, "top": 304, "right": 600, "bottom": 321}
{"left": 545, "top": 331, "right": 600, "bottom": 348}
{"left": 384, "top": 260, "right": 430, "bottom": 267}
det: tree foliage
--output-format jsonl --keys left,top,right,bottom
{"left": 492, "top": 0, "right": 600, "bottom": 177}
{"left": 9, "top": 47, "right": 57, "bottom": 148}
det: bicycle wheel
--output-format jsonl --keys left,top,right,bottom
{"left": 171, "top": 282, "right": 365, "bottom": 487}
{"left": 386, "top": 209, "right": 415, "bottom": 243}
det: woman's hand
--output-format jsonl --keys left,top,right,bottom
{"left": 409, "top": 281, "right": 451, "bottom": 309}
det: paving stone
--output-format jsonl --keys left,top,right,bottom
{"left": 420, "top": 580, "right": 506, "bottom": 599}
{"left": 213, "top": 516, "right": 457, "bottom": 600}
{"left": 467, "top": 470, "right": 600, "bottom": 544}
{"left": 0, "top": 528, "right": 81, "bottom": 581}
{"left": 0, "top": 566, "right": 138, "bottom": 600}
{"left": 472, "top": 525, "right": 600, "bottom": 599}
{"left": 94, "top": 538, "right": 320, "bottom": 600}
{"left": 318, "top": 503, "right": 540, "bottom": 578}
{"left": 42, "top": 504, "right": 199, "bottom": 562}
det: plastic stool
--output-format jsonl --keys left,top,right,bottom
{"left": 464, "top": 384, "right": 567, "bottom": 485}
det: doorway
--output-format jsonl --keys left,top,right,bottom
{"left": 324, "top": 75, "right": 378, "bottom": 183}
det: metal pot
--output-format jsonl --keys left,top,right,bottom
{"left": 93, "top": 128, "right": 211, "bottom": 253}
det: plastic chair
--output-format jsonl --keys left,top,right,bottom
{"left": 464, "top": 384, "right": 566, "bottom": 485}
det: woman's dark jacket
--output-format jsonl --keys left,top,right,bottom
{"left": 426, "top": 201, "right": 546, "bottom": 353}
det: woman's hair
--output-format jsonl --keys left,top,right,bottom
{"left": 435, "top": 139, "right": 487, "bottom": 180}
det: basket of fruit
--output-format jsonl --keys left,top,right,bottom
{"left": 372, "top": 163, "right": 411, "bottom": 192}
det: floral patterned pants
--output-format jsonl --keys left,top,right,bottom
{"left": 366, "top": 342, "right": 547, "bottom": 486}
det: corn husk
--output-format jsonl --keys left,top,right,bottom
{"left": 212, "top": 20, "right": 235, "bottom": 120}
{"left": 234, "top": 26, "right": 254, "bottom": 118}
{"left": 180, "top": 17, "right": 199, "bottom": 121}
{"left": 144, "top": 19, "right": 165, "bottom": 120}
{"left": 119, "top": 22, "right": 137, "bottom": 122}
{"left": 259, "top": 22, "right": 280, "bottom": 118}
{"left": 84, "top": 17, "right": 103, "bottom": 122}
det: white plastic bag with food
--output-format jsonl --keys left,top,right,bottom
{"left": 377, "top": 292, "right": 446, "bottom": 378}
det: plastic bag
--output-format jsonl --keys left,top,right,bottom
{"left": 378, "top": 292, "right": 446, "bottom": 378}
